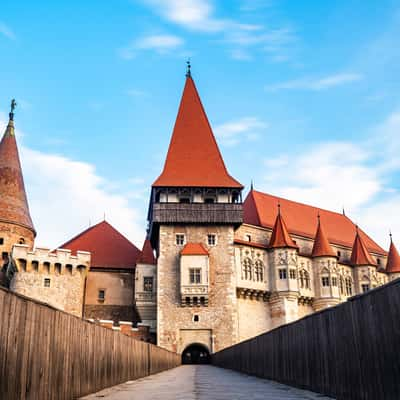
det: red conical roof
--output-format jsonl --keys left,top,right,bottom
{"left": 0, "top": 113, "right": 35, "bottom": 234}
{"left": 312, "top": 216, "right": 336, "bottom": 258}
{"left": 137, "top": 238, "right": 156, "bottom": 265}
{"left": 152, "top": 75, "right": 242, "bottom": 188}
{"left": 350, "top": 229, "right": 377, "bottom": 266}
{"left": 386, "top": 237, "right": 400, "bottom": 273}
{"left": 60, "top": 221, "right": 141, "bottom": 269}
{"left": 269, "top": 208, "right": 298, "bottom": 249}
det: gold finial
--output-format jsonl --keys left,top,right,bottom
{"left": 9, "top": 99, "right": 17, "bottom": 121}
{"left": 186, "top": 59, "right": 191, "bottom": 77}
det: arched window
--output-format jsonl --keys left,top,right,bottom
{"left": 254, "top": 260, "right": 264, "bottom": 282}
{"left": 242, "top": 258, "right": 252, "bottom": 280}
{"left": 345, "top": 276, "right": 353, "bottom": 296}
{"left": 339, "top": 276, "right": 345, "bottom": 295}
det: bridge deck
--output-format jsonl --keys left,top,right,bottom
{"left": 81, "top": 365, "right": 335, "bottom": 400}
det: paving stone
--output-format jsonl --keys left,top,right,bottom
{"left": 81, "top": 365, "right": 335, "bottom": 400}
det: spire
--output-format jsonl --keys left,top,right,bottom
{"left": 269, "top": 206, "right": 297, "bottom": 249}
{"left": 386, "top": 234, "right": 400, "bottom": 273}
{"left": 137, "top": 238, "right": 156, "bottom": 265}
{"left": 152, "top": 71, "right": 242, "bottom": 188}
{"left": 0, "top": 102, "right": 35, "bottom": 234}
{"left": 311, "top": 214, "right": 336, "bottom": 258}
{"left": 350, "top": 228, "right": 376, "bottom": 266}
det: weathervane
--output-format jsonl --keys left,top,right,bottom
{"left": 186, "top": 59, "right": 191, "bottom": 77}
{"left": 9, "top": 99, "right": 17, "bottom": 120}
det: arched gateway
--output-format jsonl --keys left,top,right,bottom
{"left": 181, "top": 343, "right": 211, "bottom": 364}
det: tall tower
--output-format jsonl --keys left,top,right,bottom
{"left": 0, "top": 101, "right": 35, "bottom": 270}
{"left": 148, "top": 66, "right": 243, "bottom": 355}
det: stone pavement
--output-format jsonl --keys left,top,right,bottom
{"left": 81, "top": 365, "right": 334, "bottom": 400}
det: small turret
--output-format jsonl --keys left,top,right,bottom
{"left": 386, "top": 234, "right": 400, "bottom": 281}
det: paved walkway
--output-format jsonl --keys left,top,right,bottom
{"left": 81, "top": 365, "right": 334, "bottom": 400}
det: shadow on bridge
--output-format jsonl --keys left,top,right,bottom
{"left": 182, "top": 343, "right": 211, "bottom": 364}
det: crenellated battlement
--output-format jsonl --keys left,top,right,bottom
{"left": 11, "top": 244, "right": 90, "bottom": 276}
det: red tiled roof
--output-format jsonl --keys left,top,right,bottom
{"left": 312, "top": 217, "right": 336, "bottom": 258}
{"left": 350, "top": 230, "right": 377, "bottom": 266}
{"left": 60, "top": 221, "right": 141, "bottom": 269}
{"left": 0, "top": 114, "right": 35, "bottom": 234}
{"left": 181, "top": 242, "right": 209, "bottom": 256}
{"left": 244, "top": 190, "right": 385, "bottom": 255}
{"left": 138, "top": 239, "right": 156, "bottom": 265}
{"left": 385, "top": 238, "right": 400, "bottom": 273}
{"left": 234, "top": 239, "right": 268, "bottom": 249}
{"left": 269, "top": 210, "right": 298, "bottom": 249}
{"left": 153, "top": 76, "right": 243, "bottom": 188}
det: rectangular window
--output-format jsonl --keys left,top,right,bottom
{"left": 44, "top": 278, "right": 51, "bottom": 287}
{"left": 322, "top": 277, "right": 330, "bottom": 287}
{"left": 176, "top": 234, "right": 185, "bottom": 246}
{"left": 331, "top": 277, "right": 337, "bottom": 287}
{"left": 189, "top": 268, "right": 201, "bottom": 284}
{"left": 143, "top": 277, "right": 154, "bottom": 292}
{"left": 207, "top": 234, "right": 216, "bottom": 246}
{"left": 0, "top": 238, "right": 3, "bottom": 245}
{"left": 279, "top": 269, "right": 287, "bottom": 279}
{"left": 289, "top": 269, "right": 296, "bottom": 279}
{"left": 98, "top": 289, "right": 106, "bottom": 301}
{"left": 361, "top": 284, "right": 370, "bottom": 293}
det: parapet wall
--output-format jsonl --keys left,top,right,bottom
{"left": 212, "top": 278, "right": 400, "bottom": 400}
{"left": 0, "top": 286, "right": 180, "bottom": 400}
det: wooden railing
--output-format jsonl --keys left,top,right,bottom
{"left": 212, "top": 278, "right": 400, "bottom": 400}
{"left": 0, "top": 287, "right": 180, "bottom": 400}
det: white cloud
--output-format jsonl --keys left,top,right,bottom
{"left": 214, "top": 117, "right": 267, "bottom": 146}
{"left": 266, "top": 73, "right": 364, "bottom": 91}
{"left": 120, "top": 34, "right": 184, "bottom": 59}
{"left": 0, "top": 117, "right": 145, "bottom": 249}
{"left": 0, "top": 22, "right": 15, "bottom": 40}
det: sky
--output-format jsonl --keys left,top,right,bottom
{"left": 0, "top": 0, "right": 400, "bottom": 250}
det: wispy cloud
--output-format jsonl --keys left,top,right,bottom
{"left": 266, "top": 73, "right": 364, "bottom": 91}
{"left": 0, "top": 22, "right": 16, "bottom": 40}
{"left": 119, "top": 34, "right": 184, "bottom": 59}
{"left": 214, "top": 117, "right": 267, "bottom": 146}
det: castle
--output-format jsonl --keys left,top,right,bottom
{"left": 1, "top": 68, "right": 400, "bottom": 358}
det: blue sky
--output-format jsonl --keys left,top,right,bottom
{"left": 1, "top": 0, "right": 400, "bottom": 250}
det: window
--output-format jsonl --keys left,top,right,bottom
{"left": 299, "top": 270, "right": 310, "bottom": 289}
{"left": 193, "top": 315, "right": 199, "bottom": 322}
{"left": 377, "top": 258, "right": 381, "bottom": 266}
{"left": 0, "top": 238, "right": 3, "bottom": 245}
{"left": 322, "top": 277, "right": 330, "bottom": 287}
{"left": 204, "top": 198, "right": 215, "bottom": 204}
{"left": 18, "top": 238, "right": 25, "bottom": 244}
{"left": 245, "top": 234, "right": 251, "bottom": 242}
{"left": 242, "top": 258, "right": 252, "bottom": 280}
{"left": 279, "top": 269, "right": 287, "bottom": 279}
{"left": 289, "top": 269, "right": 296, "bottom": 279}
{"left": 254, "top": 260, "right": 264, "bottom": 282}
{"left": 98, "top": 289, "right": 106, "bottom": 302}
{"left": 207, "top": 234, "right": 216, "bottom": 246}
{"left": 361, "top": 284, "right": 370, "bottom": 293}
{"left": 143, "top": 277, "right": 154, "bottom": 292}
{"left": 337, "top": 251, "right": 341, "bottom": 258}
{"left": 331, "top": 277, "right": 337, "bottom": 287}
{"left": 189, "top": 268, "right": 201, "bottom": 284}
{"left": 345, "top": 277, "right": 353, "bottom": 295}
{"left": 339, "top": 277, "right": 344, "bottom": 294}
{"left": 2, "top": 252, "right": 8, "bottom": 261}
{"left": 44, "top": 278, "right": 51, "bottom": 287}
{"left": 179, "top": 197, "right": 190, "bottom": 203}
{"left": 176, "top": 234, "right": 185, "bottom": 245}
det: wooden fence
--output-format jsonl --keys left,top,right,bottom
{"left": 0, "top": 287, "right": 180, "bottom": 400}
{"left": 212, "top": 279, "right": 400, "bottom": 400}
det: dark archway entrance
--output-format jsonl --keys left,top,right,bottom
{"left": 182, "top": 343, "right": 211, "bottom": 364}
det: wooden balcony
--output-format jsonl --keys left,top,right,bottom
{"left": 151, "top": 202, "right": 243, "bottom": 225}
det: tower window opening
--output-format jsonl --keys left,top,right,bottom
{"left": 44, "top": 278, "right": 51, "bottom": 287}
{"left": 0, "top": 238, "right": 4, "bottom": 245}
{"left": 193, "top": 315, "right": 199, "bottom": 322}
{"left": 18, "top": 238, "right": 25, "bottom": 244}
{"left": 279, "top": 269, "right": 287, "bottom": 279}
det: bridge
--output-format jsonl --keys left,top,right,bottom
{"left": 1, "top": 280, "right": 399, "bottom": 400}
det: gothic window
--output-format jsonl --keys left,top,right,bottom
{"left": 321, "top": 277, "right": 330, "bottom": 287}
{"left": 189, "top": 268, "right": 201, "bottom": 284}
{"left": 242, "top": 258, "right": 252, "bottom": 280}
{"left": 279, "top": 269, "right": 287, "bottom": 279}
{"left": 299, "top": 270, "right": 310, "bottom": 289}
{"left": 331, "top": 276, "right": 338, "bottom": 287}
{"left": 254, "top": 260, "right": 264, "bottom": 282}
{"left": 339, "top": 276, "right": 345, "bottom": 294}
{"left": 289, "top": 269, "right": 296, "bottom": 280}
{"left": 345, "top": 277, "right": 353, "bottom": 295}
{"left": 143, "top": 277, "right": 154, "bottom": 292}
{"left": 176, "top": 234, "right": 185, "bottom": 245}
{"left": 207, "top": 234, "right": 216, "bottom": 246}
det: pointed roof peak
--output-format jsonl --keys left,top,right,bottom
{"left": 269, "top": 209, "right": 298, "bottom": 249}
{"left": 0, "top": 102, "right": 35, "bottom": 234}
{"left": 386, "top": 238, "right": 400, "bottom": 273}
{"left": 312, "top": 215, "right": 336, "bottom": 258}
{"left": 186, "top": 59, "right": 192, "bottom": 78}
{"left": 350, "top": 228, "right": 377, "bottom": 266}
{"left": 152, "top": 73, "right": 242, "bottom": 188}
{"left": 138, "top": 238, "right": 156, "bottom": 265}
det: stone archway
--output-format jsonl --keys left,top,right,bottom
{"left": 181, "top": 343, "right": 211, "bottom": 364}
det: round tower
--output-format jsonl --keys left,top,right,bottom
{"left": 385, "top": 233, "right": 400, "bottom": 281}
{"left": 0, "top": 101, "right": 35, "bottom": 264}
